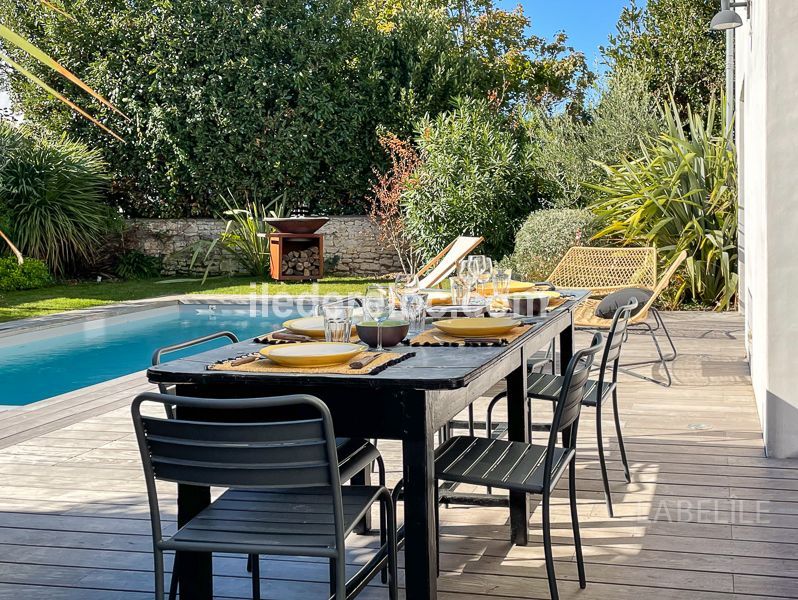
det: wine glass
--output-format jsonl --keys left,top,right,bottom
{"left": 458, "top": 258, "right": 477, "bottom": 301}
{"left": 363, "top": 284, "right": 392, "bottom": 351}
{"left": 478, "top": 257, "right": 493, "bottom": 296}
{"left": 468, "top": 255, "right": 488, "bottom": 299}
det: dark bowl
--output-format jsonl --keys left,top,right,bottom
{"left": 356, "top": 320, "right": 409, "bottom": 348}
{"left": 266, "top": 217, "right": 330, "bottom": 234}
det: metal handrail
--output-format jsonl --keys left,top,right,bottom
{"left": 151, "top": 331, "right": 239, "bottom": 367}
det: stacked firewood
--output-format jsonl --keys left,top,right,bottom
{"left": 281, "top": 246, "right": 321, "bottom": 277}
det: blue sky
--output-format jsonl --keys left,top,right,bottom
{"left": 495, "top": 0, "right": 633, "bottom": 74}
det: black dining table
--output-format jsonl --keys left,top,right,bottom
{"left": 147, "top": 291, "right": 588, "bottom": 600}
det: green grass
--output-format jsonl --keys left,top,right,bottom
{"left": 0, "top": 276, "right": 380, "bottom": 322}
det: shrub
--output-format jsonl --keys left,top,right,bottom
{"left": 368, "top": 132, "right": 423, "bottom": 275}
{"left": 525, "top": 68, "right": 661, "bottom": 208}
{"left": 0, "top": 257, "right": 52, "bottom": 291}
{"left": 591, "top": 96, "right": 737, "bottom": 310}
{"left": 0, "top": 123, "right": 116, "bottom": 275}
{"left": 508, "top": 208, "right": 600, "bottom": 281}
{"left": 115, "top": 251, "right": 162, "bottom": 280}
{"left": 403, "top": 98, "right": 540, "bottom": 260}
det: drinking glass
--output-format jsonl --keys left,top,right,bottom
{"left": 400, "top": 293, "right": 427, "bottom": 335}
{"left": 394, "top": 273, "right": 420, "bottom": 300}
{"left": 322, "top": 304, "right": 353, "bottom": 343}
{"left": 363, "top": 284, "right": 392, "bottom": 351}
{"left": 449, "top": 276, "right": 470, "bottom": 305}
{"left": 492, "top": 266, "right": 512, "bottom": 297}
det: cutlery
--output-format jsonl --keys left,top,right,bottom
{"left": 271, "top": 331, "right": 315, "bottom": 342}
{"left": 231, "top": 355, "right": 259, "bottom": 366}
{"left": 350, "top": 353, "right": 382, "bottom": 369}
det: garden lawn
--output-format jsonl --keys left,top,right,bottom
{"left": 0, "top": 276, "right": 380, "bottom": 322}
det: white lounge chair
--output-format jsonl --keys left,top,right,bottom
{"left": 416, "top": 236, "right": 484, "bottom": 289}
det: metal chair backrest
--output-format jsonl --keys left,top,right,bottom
{"left": 549, "top": 333, "right": 604, "bottom": 442}
{"left": 601, "top": 298, "right": 638, "bottom": 369}
{"left": 547, "top": 247, "right": 657, "bottom": 296}
{"left": 131, "top": 393, "right": 345, "bottom": 547}
{"left": 541, "top": 333, "right": 603, "bottom": 494}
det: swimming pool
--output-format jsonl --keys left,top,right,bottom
{"left": 0, "top": 303, "right": 301, "bottom": 406}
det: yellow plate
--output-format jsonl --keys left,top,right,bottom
{"left": 283, "top": 316, "right": 357, "bottom": 338}
{"left": 433, "top": 317, "right": 521, "bottom": 337}
{"left": 481, "top": 280, "right": 537, "bottom": 295}
{"left": 259, "top": 342, "right": 364, "bottom": 367}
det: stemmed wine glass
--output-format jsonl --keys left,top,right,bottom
{"left": 457, "top": 259, "right": 476, "bottom": 304}
{"left": 468, "top": 255, "right": 492, "bottom": 299}
{"left": 363, "top": 284, "right": 392, "bottom": 351}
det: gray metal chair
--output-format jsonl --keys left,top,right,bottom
{"left": 151, "top": 332, "right": 389, "bottom": 595}
{"left": 132, "top": 392, "right": 398, "bottom": 600}
{"left": 486, "top": 299, "right": 638, "bottom": 517}
{"left": 436, "top": 333, "right": 604, "bottom": 600}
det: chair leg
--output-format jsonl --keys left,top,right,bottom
{"left": 612, "top": 388, "right": 631, "bottom": 483}
{"left": 595, "top": 408, "right": 614, "bottom": 518}
{"left": 434, "top": 483, "right": 441, "bottom": 577}
{"left": 251, "top": 554, "right": 261, "bottom": 600}
{"left": 468, "top": 403, "right": 475, "bottom": 436}
{"left": 653, "top": 308, "right": 677, "bottom": 361}
{"left": 619, "top": 322, "right": 673, "bottom": 387}
{"left": 568, "top": 459, "right": 587, "bottom": 589}
{"left": 383, "top": 492, "right": 399, "bottom": 600}
{"left": 168, "top": 553, "right": 179, "bottom": 600}
{"left": 542, "top": 491, "right": 559, "bottom": 600}
{"left": 154, "top": 549, "right": 165, "bottom": 600}
{"left": 377, "top": 455, "right": 388, "bottom": 584}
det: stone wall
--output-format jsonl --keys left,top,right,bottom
{"left": 126, "top": 216, "right": 402, "bottom": 277}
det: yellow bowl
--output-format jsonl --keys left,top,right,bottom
{"left": 419, "top": 290, "right": 452, "bottom": 306}
{"left": 433, "top": 317, "right": 521, "bottom": 338}
{"left": 260, "top": 342, "right": 364, "bottom": 367}
{"left": 283, "top": 316, "right": 357, "bottom": 338}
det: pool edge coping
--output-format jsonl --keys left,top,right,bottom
{"left": 0, "top": 293, "right": 342, "bottom": 340}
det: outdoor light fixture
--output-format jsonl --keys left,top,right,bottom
{"left": 710, "top": 5, "right": 745, "bottom": 31}
{"left": 710, "top": 0, "right": 751, "bottom": 131}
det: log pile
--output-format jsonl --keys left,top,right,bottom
{"left": 281, "top": 246, "right": 321, "bottom": 277}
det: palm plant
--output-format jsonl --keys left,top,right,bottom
{"left": 0, "top": 123, "right": 116, "bottom": 275}
{"left": 590, "top": 96, "right": 738, "bottom": 310}
{"left": 193, "top": 191, "right": 291, "bottom": 283}
{"left": 0, "top": 1, "right": 126, "bottom": 261}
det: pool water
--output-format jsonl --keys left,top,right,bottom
{"left": 0, "top": 305, "right": 297, "bottom": 406}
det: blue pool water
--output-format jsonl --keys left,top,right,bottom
{"left": 0, "top": 305, "right": 298, "bottom": 406}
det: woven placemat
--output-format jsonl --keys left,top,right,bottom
{"left": 254, "top": 331, "right": 361, "bottom": 345}
{"left": 208, "top": 350, "right": 413, "bottom": 375}
{"left": 406, "top": 324, "right": 532, "bottom": 347}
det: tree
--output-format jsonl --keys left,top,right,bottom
{"left": 2, "top": 0, "right": 594, "bottom": 217}
{"left": 602, "top": 0, "right": 724, "bottom": 108}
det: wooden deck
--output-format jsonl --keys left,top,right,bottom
{"left": 0, "top": 311, "right": 794, "bottom": 599}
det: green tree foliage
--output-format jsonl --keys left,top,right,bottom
{"left": 2, "top": 0, "right": 592, "bottom": 217}
{"left": 402, "top": 97, "right": 540, "bottom": 260}
{"left": 526, "top": 68, "right": 661, "bottom": 208}
{"left": 591, "top": 97, "right": 738, "bottom": 310}
{"left": 602, "top": 0, "right": 724, "bottom": 109}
